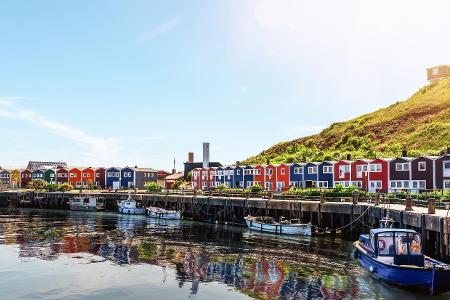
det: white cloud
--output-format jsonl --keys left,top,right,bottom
{"left": 136, "top": 17, "right": 182, "bottom": 44}
{"left": 0, "top": 97, "right": 121, "bottom": 164}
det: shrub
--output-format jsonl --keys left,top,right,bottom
{"left": 248, "top": 184, "right": 262, "bottom": 193}
{"left": 59, "top": 183, "right": 73, "bottom": 192}
{"left": 27, "top": 179, "right": 48, "bottom": 191}
{"left": 144, "top": 182, "right": 163, "bottom": 192}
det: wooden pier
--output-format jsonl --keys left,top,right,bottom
{"left": 0, "top": 191, "right": 449, "bottom": 260}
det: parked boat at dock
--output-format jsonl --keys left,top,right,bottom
{"left": 353, "top": 227, "right": 450, "bottom": 295}
{"left": 146, "top": 206, "right": 181, "bottom": 220}
{"left": 244, "top": 216, "right": 312, "bottom": 236}
{"left": 69, "top": 196, "right": 105, "bottom": 212}
{"left": 117, "top": 195, "right": 145, "bottom": 215}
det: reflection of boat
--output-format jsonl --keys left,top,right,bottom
{"left": 244, "top": 216, "right": 312, "bottom": 236}
{"left": 146, "top": 206, "right": 181, "bottom": 220}
{"left": 117, "top": 195, "right": 145, "bottom": 214}
{"left": 354, "top": 228, "right": 450, "bottom": 295}
{"left": 69, "top": 196, "right": 105, "bottom": 211}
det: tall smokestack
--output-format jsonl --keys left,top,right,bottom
{"left": 188, "top": 152, "right": 194, "bottom": 163}
{"left": 203, "top": 142, "right": 210, "bottom": 169}
{"left": 346, "top": 154, "right": 351, "bottom": 161}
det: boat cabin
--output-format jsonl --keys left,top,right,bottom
{"left": 359, "top": 228, "right": 423, "bottom": 267}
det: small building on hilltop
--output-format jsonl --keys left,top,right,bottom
{"left": 427, "top": 65, "right": 450, "bottom": 82}
{"left": 27, "top": 161, "right": 67, "bottom": 172}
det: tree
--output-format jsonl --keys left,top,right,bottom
{"left": 46, "top": 184, "right": 60, "bottom": 192}
{"left": 27, "top": 179, "right": 48, "bottom": 191}
{"left": 144, "top": 182, "right": 163, "bottom": 192}
{"left": 248, "top": 184, "right": 262, "bottom": 193}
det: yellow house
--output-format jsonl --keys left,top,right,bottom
{"left": 10, "top": 169, "right": 21, "bottom": 189}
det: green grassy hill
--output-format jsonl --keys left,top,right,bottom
{"left": 243, "top": 78, "right": 450, "bottom": 165}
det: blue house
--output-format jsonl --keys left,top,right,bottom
{"left": 289, "top": 163, "right": 304, "bottom": 188}
{"left": 214, "top": 167, "right": 225, "bottom": 187}
{"left": 120, "top": 166, "right": 135, "bottom": 188}
{"left": 318, "top": 161, "right": 334, "bottom": 188}
{"left": 243, "top": 165, "right": 255, "bottom": 188}
{"left": 224, "top": 166, "right": 234, "bottom": 188}
{"left": 233, "top": 166, "right": 244, "bottom": 188}
{"left": 32, "top": 168, "right": 45, "bottom": 180}
{"left": 303, "top": 162, "right": 319, "bottom": 188}
{"left": 106, "top": 167, "right": 121, "bottom": 190}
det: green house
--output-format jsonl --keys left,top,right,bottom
{"left": 44, "top": 168, "right": 56, "bottom": 184}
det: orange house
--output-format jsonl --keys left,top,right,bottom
{"left": 276, "top": 164, "right": 290, "bottom": 192}
{"left": 264, "top": 165, "right": 277, "bottom": 191}
{"left": 69, "top": 168, "right": 82, "bottom": 188}
{"left": 82, "top": 167, "right": 95, "bottom": 187}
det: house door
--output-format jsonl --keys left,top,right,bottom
{"left": 112, "top": 181, "right": 120, "bottom": 190}
{"left": 276, "top": 182, "right": 285, "bottom": 192}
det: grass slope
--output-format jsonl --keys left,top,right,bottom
{"left": 244, "top": 78, "right": 450, "bottom": 165}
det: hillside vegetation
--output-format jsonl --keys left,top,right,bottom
{"left": 244, "top": 78, "right": 450, "bottom": 165}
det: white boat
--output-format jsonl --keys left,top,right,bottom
{"left": 117, "top": 195, "right": 145, "bottom": 214}
{"left": 244, "top": 215, "right": 312, "bottom": 236}
{"left": 69, "top": 196, "right": 105, "bottom": 212}
{"left": 146, "top": 206, "right": 182, "bottom": 220}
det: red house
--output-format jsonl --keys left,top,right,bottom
{"left": 253, "top": 165, "right": 265, "bottom": 188}
{"left": 191, "top": 168, "right": 201, "bottom": 190}
{"left": 82, "top": 167, "right": 95, "bottom": 187}
{"left": 21, "top": 169, "right": 32, "bottom": 188}
{"left": 69, "top": 168, "right": 82, "bottom": 188}
{"left": 334, "top": 160, "right": 352, "bottom": 187}
{"left": 56, "top": 167, "right": 69, "bottom": 184}
{"left": 264, "top": 165, "right": 277, "bottom": 191}
{"left": 350, "top": 159, "right": 370, "bottom": 190}
{"left": 368, "top": 158, "right": 391, "bottom": 193}
{"left": 276, "top": 164, "right": 290, "bottom": 191}
{"left": 208, "top": 167, "right": 216, "bottom": 188}
{"left": 95, "top": 168, "right": 106, "bottom": 189}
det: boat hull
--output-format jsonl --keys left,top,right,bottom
{"left": 118, "top": 207, "right": 145, "bottom": 215}
{"left": 69, "top": 204, "right": 97, "bottom": 212}
{"left": 245, "top": 217, "right": 311, "bottom": 236}
{"left": 354, "top": 241, "right": 450, "bottom": 294}
{"left": 147, "top": 210, "right": 181, "bottom": 220}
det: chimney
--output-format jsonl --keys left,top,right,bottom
{"left": 236, "top": 161, "right": 240, "bottom": 166}
{"left": 202, "top": 142, "right": 210, "bottom": 169}
{"left": 402, "top": 148, "right": 408, "bottom": 157}
{"left": 447, "top": 147, "right": 450, "bottom": 154}
{"left": 188, "top": 152, "right": 194, "bottom": 163}
{"left": 346, "top": 154, "right": 351, "bottom": 161}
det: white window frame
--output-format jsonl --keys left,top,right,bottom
{"left": 322, "top": 166, "right": 333, "bottom": 174}
{"left": 418, "top": 161, "right": 426, "bottom": 171}
{"left": 308, "top": 166, "right": 317, "bottom": 174}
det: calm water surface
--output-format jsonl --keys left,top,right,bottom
{"left": 0, "top": 209, "right": 447, "bottom": 300}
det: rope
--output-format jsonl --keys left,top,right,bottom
{"left": 312, "top": 206, "right": 371, "bottom": 235}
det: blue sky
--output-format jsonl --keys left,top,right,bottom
{"left": 1, "top": 0, "right": 449, "bottom": 170}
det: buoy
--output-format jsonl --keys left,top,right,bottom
{"left": 369, "top": 266, "right": 375, "bottom": 273}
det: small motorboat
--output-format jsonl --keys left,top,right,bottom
{"left": 117, "top": 195, "right": 145, "bottom": 215}
{"left": 69, "top": 196, "right": 105, "bottom": 212}
{"left": 146, "top": 206, "right": 182, "bottom": 220}
{"left": 353, "top": 227, "right": 450, "bottom": 295}
{"left": 244, "top": 215, "right": 312, "bottom": 236}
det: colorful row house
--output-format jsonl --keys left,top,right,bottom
{"left": 191, "top": 149, "right": 450, "bottom": 192}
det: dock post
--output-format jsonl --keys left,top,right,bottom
{"left": 405, "top": 195, "right": 413, "bottom": 211}
{"left": 440, "top": 218, "right": 445, "bottom": 258}
{"left": 428, "top": 198, "right": 436, "bottom": 214}
{"left": 374, "top": 194, "right": 380, "bottom": 206}
{"left": 352, "top": 192, "right": 358, "bottom": 205}
{"left": 320, "top": 192, "right": 325, "bottom": 204}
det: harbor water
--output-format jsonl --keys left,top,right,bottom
{"left": 0, "top": 209, "right": 448, "bottom": 300}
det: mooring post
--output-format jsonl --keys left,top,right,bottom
{"left": 405, "top": 195, "right": 413, "bottom": 211}
{"left": 352, "top": 192, "right": 358, "bottom": 205}
{"left": 428, "top": 198, "right": 436, "bottom": 214}
{"left": 374, "top": 194, "right": 380, "bottom": 206}
{"left": 440, "top": 218, "right": 445, "bottom": 258}
{"left": 320, "top": 192, "right": 325, "bottom": 204}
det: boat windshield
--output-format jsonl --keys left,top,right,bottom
{"left": 395, "top": 232, "right": 422, "bottom": 255}
{"left": 377, "top": 232, "right": 394, "bottom": 256}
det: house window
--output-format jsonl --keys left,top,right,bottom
{"left": 432, "top": 67, "right": 439, "bottom": 75}
{"left": 369, "top": 164, "right": 382, "bottom": 172}
{"left": 281, "top": 168, "right": 285, "bottom": 175}
{"left": 395, "top": 163, "right": 410, "bottom": 171}
{"left": 403, "top": 181, "right": 409, "bottom": 188}
{"left": 265, "top": 169, "right": 273, "bottom": 175}
{"left": 244, "top": 169, "right": 252, "bottom": 175}
{"left": 293, "top": 167, "right": 302, "bottom": 174}
{"left": 444, "top": 180, "right": 450, "bottom": 190}
{"left": 323, "top": 166, "right": 333, "bottom": 173}
{"left": 318, "top": 181, "right": 328, "bottom": 188}
{"left": 308, "top": 167, "right": 317, "bottom": 174}
{"left": 418, "top": 162, "right": 426, "bottom": 171}
{"left": 236, "top": 170, "right": 241, "bottom": 176}
{"left": 444, "top": 162, "right": 450, "bottom": 177}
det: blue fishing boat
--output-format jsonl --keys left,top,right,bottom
{"left": 353, "top": 227, "right": 450, "bottom": 295}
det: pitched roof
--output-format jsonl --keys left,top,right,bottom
{"left": 27, "top": 161, "right": 67, "bottom": 171}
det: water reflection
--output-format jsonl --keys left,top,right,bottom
{"left": 0, "top": 209, "right": 446, "bottom": 299}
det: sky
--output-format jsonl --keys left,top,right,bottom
{"left": 0, "top": 0, "right": 449, "bottom": 171}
